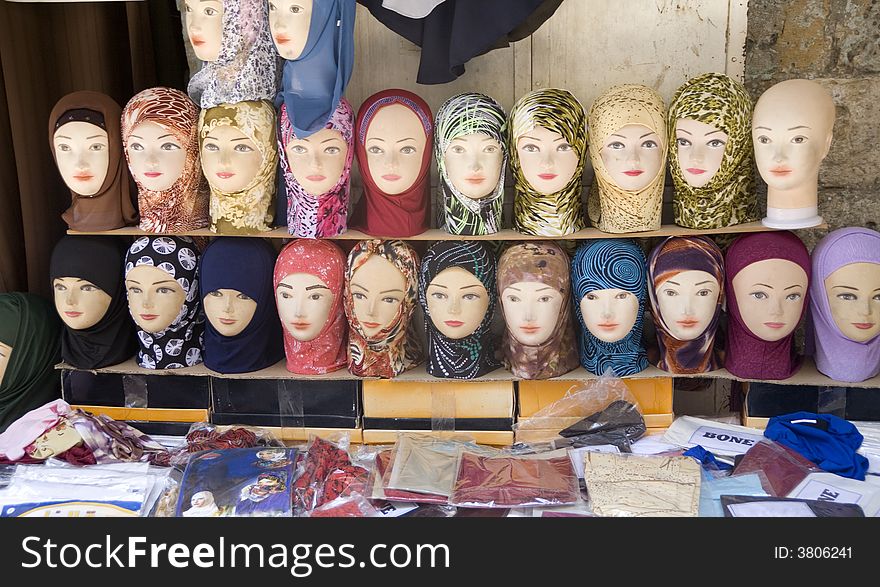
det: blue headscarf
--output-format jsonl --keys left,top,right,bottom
{"left": 199, "top": 238, "right": 284, "bottom": 374}
{"left": 571, "top": 239, "right": 648, "bottom": 376}
{"left": 275, "top": 0, "right": 356, "bottom": 137}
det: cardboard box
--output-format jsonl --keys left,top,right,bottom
{"left": 361, "top": 429, "right": 513, "bottom": 446}
{"left": 61, "top": 367, "right": 210, "bottom": 409}
{"left": 363, "top": 379, "right": 515, "bottom": 419}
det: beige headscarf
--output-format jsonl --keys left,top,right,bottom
{"left": 588, "top": 85, "right": 667, "bottom": 233}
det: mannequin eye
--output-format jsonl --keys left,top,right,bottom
{"left": 786, "top": 292, "right": 802, "bottom": 301}
{"left": 757, "top": 135, "right": 771, "bottom": 145}
{"left": 234, "top": 144, "right": 254, "bottom": 153}
{"left": 430, "top": 292, "right": 447, "bottom": 301}
{"left": 290, "top": 145, "right": 307, "bottom": 155}
{"left": 54, "top": 283, "right": 67, "bottom": 291}
{"left": 836, "top": 293, "right": 857, "bottom": 301}
{"left": 185, "top": 4, "right": 192, "bottom": 13}
{"left": 791, "top": 136, "right": 808, "bottom": 144}
{"left": 614, "top": 292, "right": 629, "bottom": 300}
{"left": 400, "top": 146, "right": 417, "bottom": 155}
{"left": 157, "top": 287, "right": 176, "bottom": 294}
{"left": 872, "top": 294, "right": 880, "bottom": 302}
{"left": 89, "top": 143, "right": 106, "bottom": 152}
{"left": 520, "top": 143, "right": 539, "bottom": 153}
{"left": 291, "top": 4, "right": 303, "bottom": 13}
{"left": 382, "top": 296, "right": 400, "bottom": 304}
{"left": 352, "top": 292, "right": 366, "bottom": 301}
{"left": 707, "top": 139, "right": 726, "bottom": 148}
{"left": 676, "top": 138, "right": 691, "bottom": 148}
{"left": 449, "top": 145, "right": 466, "bottom": 155}
{"left": 641, "top": 140, "right": 658, "bottom": 149}
{"left": 268, "top": 2, "right": 275, "bottom": 11}
{"left": 203, "top": 143, "right": 219, "bottom": 152}
{"left": 208, "top": 290, "right": 223, "bottom": 298}
{"left": 128, "top": 286, "right": 142, "bottom": 294}
{"left": 463, "top": 293, "right": 481, "bottom": 301}
{"left": 696, "top": 289, "right": 712, "bottom": 297}
{"left": 663, "top": 289, "right": 677, "bottom": 297}
{"left": 324, "top": 146, "right": 341, "bottom": 155}
{"left": 606, "top": 141, "right": 625, "bottom": 150}
{"left": 585, "top": 293, "right": 598, "bottom": 301}
{"left": 556, "top": 143, "right": 573, "bottom": 152}
{"left": 237, "top": 293, "right": 252, "bottom": 301}
{"left": 57, "top": 144, "right": 71, "bottom": 152}
{"left": 80, "top": 284, "right": 98, "bottom": 292}
{"left": 204, "top": 7, "right": 218, "bottom": 16}
{"left": 483, "top": 145, "right": 498, "bottom": 154}
{"left": 367, "top": 146, "right": 384, "bottom": 155}
{"left": 308, "top": 293, "right": 323, "bottom": 301}
{"left": 749, "top": 291, "right": 768, "bottom": 300}
{"left": 278, "top": 291, "right": 291, "bottom": 299}
{"left": 160, "top": 142, "right": 181, "bottom": 151}
{"left": 538, "top": 295, "right": 553, "bottom": 303}
{"left": 506, "top": 295, "right": 520, "bottom": 303}
{"left": 129, "top": 142, "right": 144, "bottom": 151}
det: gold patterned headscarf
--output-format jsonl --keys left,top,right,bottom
{"left": 198, "top": 100, "right": 277, "bottom": 234}
{"left": 588, "top": 84, "right": 667, "bottom": 233}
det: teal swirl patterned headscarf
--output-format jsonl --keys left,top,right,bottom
{"left": 509, "top": 89, "right": 587, "bottom": 237}
{"left": 435, "top": 93, "right": 507, "bottom": 236}
{"left": 667, "top": 73, "right": 757, "bottom": 229}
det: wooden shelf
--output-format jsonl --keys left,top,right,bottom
{"left": 57, "top": 356, "right": 878, "bottom": 388}
{"left": 65, "top": 221, "right": 813, "bottom": 241}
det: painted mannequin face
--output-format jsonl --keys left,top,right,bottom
{"left": 0, "top": 342, "right": 11, "bottom": 387}
{"left": 125, "top": 121, "right": 187, "bottom": 192}
{"left": 599, "top": 123, "right": 663, "bottom": 191}
{"left": 579, "top": 288, "right": 639, "bottom": 343}
{"left": 349, "top": 255, "right": 407, "bottom": 338}
{"left": 201, "top": 125, "right": 263, "bottom": 192}
{"left": 26, "top": 420, "right": 82, "bottom": 460}
{"left": 268, "top": 0, "right": 313, "bottom": 60}
{"left": 516, "top": 125, "right": 578, "bottom": 195}
{"left": 52, "top": 277, "right": 113, "bottom": 330}
{"left": 675, "top": 118, "right": 728, "bottom": 188}
{"left": 501, "top": 281, "right": 564, "bottom": 345}
{"left": 125, "top": 265, "right": 187, "bottom": 333}
{"left": 203, "top": 288, "right": 258, "bottom": 337}
{"left": 444, "top": 133, "right": 503, "bottom": 199}
{"left": 285, "top": 127, "right": 347, "bottom": 196}
{"left": 364, "top": 104, "right": 427, "bottom": 195}
{"left": 275, "top": 273, "right": 333, "bottom": 342}
{"left": 655, "top": 270, "right": 720, "bottom": 340}
{"left": 184, "top": 0, "right": 224, "bottom": 62}
{"left": 824, "top": 262, "right": 880, "bottom": 343}
{"left": 52, "top": 121, "right": 110, "bottom": 196}
{"left": 732, "top": 259, "right": 808, "bottom": 341}
{"left": 426, "top": 267, "right": 489, "bottom": 339}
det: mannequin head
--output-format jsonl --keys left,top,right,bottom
{"left": 501, "top": 281, "right": 564, "bottom": 345}
{"left": 654, "top": 270, "right": 720, "bottom": 340}
{"left": 443, "top": 133, "right": 504, "bottom": 200}
{"left": 824, "top": 262, "right": 880, "bottom": 343}
{"left": 203, "top": 288, "right": 257, "bottom": 337}
{"left": 275, "top": 272, "right": 334, "bottom": 342}
{"left": 515, "top": 125, "right": 579, "bottom": 195}
{"left": 363, "top": 103, "right": 428, "bottom": 195}
{"left": 349, "top": 254, "right": 407, "bottom": 338}
{"left": 52, "top": 120, "right": 110, "bottom": 196}
{"left": 599, "top": 123, "right": 664, "bottom": 191}
{"left": 674, "top": 118, "right": 728, "bottom": 188}
{"left": 201, "top": 124, "right": 263, "bottom": 193}
{"left": 0, "top": 342, "right": 11, "bottom": 387}
{"left": 732, "top": 258, "right": 808, "bottom": 341}
{"left": 578, "top": 288, "right": 640, "bottom": 343}
{"left": 125, "top": 264, "right": 187, "bottom": 333}
{"left": 52, "top": 277, "right": 113, "bottom": 330}
{"left": 284, "top": 127, "right": 348, "bottom": 196}
{"left": 125, "top": 120, "right": 187, "bottom": 192}
{"left": 268, "top": 0, "right": 312, "bottom": 60}
{"left": 425, "top": 266, "right": 490, "bottom": 339}
{"left": 26, "top": 419, "right": 82, "bottom": 460}
{"left": 752, "top": 79, "right": 835, "bottom": 201}
{"left": 184, "top": 0, "right": 224, "bottom": 62}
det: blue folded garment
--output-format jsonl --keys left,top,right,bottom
{"left": 764, "top": 412, "right": 868, "bottom": 480}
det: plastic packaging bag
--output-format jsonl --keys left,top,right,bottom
{"left": 292, "top": 434, "right": 369, "bottom": 515}
{"left": 153, "top": 422, "right": 284, "bottom": 468}
{"left": 699, "top": 470, "right": 768, "bottom": 517}
{"left": 730, "top": 439, "right": 820, "bottom": 497}
{"left": 721, "top": 495, "right": 865, "bottom": 517}
{"left": 662, "top": 415, "right": 764, "bottom": 459}
{"left": 449, "top": 448, "right": 580, "bottom": 508}
{"left": 582, "top": 452, "right": 702, "bottom": 517}
{"left": 787, "top": 472, "right": 880, "bottom": 516}
{"left": 309, "top": 493, "right": 382, "bottom": 518}
{"left": 513, "top": 370, "right": 644, "bottom": 448}
{"left": 369, "top": 449, "right": 449, "bottom": 504}
{"left": 385, "top": 434, "right": 486, "bottom": 497}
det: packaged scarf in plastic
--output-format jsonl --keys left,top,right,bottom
{"left": 788, "top": 472, "right": 880, "bottom": 516}
{"left": 765, "top": 412, "right": 869, "bottom": 480}
{"left": 721, "top": 495, "right": 864, "bottom": 517}
{"left": 292, "top": 435, "right": 368, "bottom": 515}
{"left": 731, "top": 439, "right": 820, "bottom": 496}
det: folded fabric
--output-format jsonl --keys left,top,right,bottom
{"left": 721, "top": 495, "right": 864, "bottom": 517}
{"left": 683, "top": 445, "right": 733, "bottom": 472}
{"left": 0, "top": 400, "right": 71, "bottom": 461}
{"left": 450, "top": 449, "right": 579, "bottom": 508}
{"left": 787, "top": 472, "right": 880, "bottom": 517}
{"left": 558, "top": 400, "right": 646, "bottom": 449}
{"left": 582, "top": 452, "right": 701, "bottom": 517}
{"left": 372, "top": 450, "right": 449, "bottom": 505}
{"left": 854, "top": 421, "right": 880, "bottom": 475}
{"left": 699, "top": 471, "right": 767, "bottom": 517}
{"left": 293, "top": 436, "right": 368, "bottom": 514}
{"left": 764, "top": 412, "right": 869, "bottom": 480}
{"left": 386, "top": 435, "right": 471, "bottom": 497}
{"left": 731, "top": 439, "right": 818, "bottom": 496}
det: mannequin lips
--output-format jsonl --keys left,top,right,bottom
{"left": 465, "top": 175, "right": 486, "bottom": 184}
{"left": 362, "top": 321, "right": 381, "bottom": 329}
{"left": 144, "top": 171, "right": 163, "bottom": 178}
{"left": 216, "top": 172, "right": 235, "bottom": 180}
{"left": 770, "top": 166, "right": 792, "bottom": 176}
{"left": 686, "top": 168, "right": 706, "bottom": 175}
{"left": 597, "top": 322, "right": 619, "bottom": 330}
{"left": 190, "top": 36, "right": 205, "bottom": 47}
{"left": 519, "top": 325, "right": 541, "bottom": 334}
{"left": 306, "top": 174, "right": 326, "bottom": 182}
{"left": 676, "top": 318, "right": 700, "bottom": 328}
{"left": 853, "top": 322, "right": 875, "bottom": 330}
{"left": 764, "top": 322, "right": 786, "bottom": 329}
{"left": 537, "top": 173, "right": 557, "bottom": 180}
{"left": 274, "top": 34, "right": 292, "bottom": 45}
{"left": 623, "top": 170, "right": 644, "bottom": 177}
{"left": 140, "top": 314, "right": 159, "bottom": 321}
{"left": 219, "top": 318, "right": 237, "bottom": 325}
{"left": 444, "top": 320, "right": 464, "bottom": 328}
{"left": 73, "top": 173, "right": 94, "bottom": 182}
{"left": 382, "top": 174, "right": 402, "bottom": 182}
{"left": 64, "top": 311, "right": 83, "bottom": 318}
{"left": 290, "top": 321, "right": 311, "bottom": 331}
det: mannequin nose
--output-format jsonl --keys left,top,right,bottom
{"left": 65, "top": 289, "right": 78, "bottom": 307}
{"left": 768, "top": 297, "right": 784, "bottom": 317}
{"left": 861, "top": 298, "right": 874, "bottom": 318}
{"left": 469, "top": 157, "right": 483, "bottom": 173}
{"left": 142, "top": 292, "right": 154, "bottom": 309}
{"left": 540, "top": 151, "right": 553, "bottom": 170}
{"left": 366, "top": 297, "right": 379, "bottom": 317}
{"left": 627, "top": 149, "right": 641, "bottom": 167}
{"left": 689, "top": 146, "right": 704, "bottom": 165}
{"left": 224, "top": 295, "right": 234, "bottom": 314}
{"left": 387, "top": 150, "right": 399, "bottom": 172}
{"left": 524, "top": 301, "right": 535, "bottom": 322}
{"left": 772, "top": 147, "right": 786, "bottom": 164}
{"left": 310, "top": 151, "right": 323, "bottom": 171}
{"left": 600, "top": 300, "right": 613, "bottom": 319}
{"left": 448, "top": 296, "right": 461, "bottom": 315}
{"left": 682, "top": 296, "right": 694, "bottom": 316}
{"left": 293, "top": 296, "right": 306, "bottom": 317}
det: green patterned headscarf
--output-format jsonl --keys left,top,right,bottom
{"left": 0, "top": 293, "right": 62, "bottom": 433}
{"left": 509, "top": 88, "right": 587, "bottom": 237}
{"left": 435, "top": 93, "right": 507, "bottom": 235}
{"left": 667, "top": 73, "right": 757, "bottom": 229}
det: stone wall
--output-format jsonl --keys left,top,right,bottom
{"left": 745, "top": 0, "right": 880, "bottom": 247}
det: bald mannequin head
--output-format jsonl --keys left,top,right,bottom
{"left": 752, "top": 79, "right": 835, "bottom": 228}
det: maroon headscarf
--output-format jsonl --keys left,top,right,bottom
{"left": 349, "top": 89, "right": 433, "bottom": 237}
{"left": 724, "top": 231, "right": 811, "bottom": 380}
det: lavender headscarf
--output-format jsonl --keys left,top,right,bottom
{"left": 809, "top": 227, "right": 880, "bottom": 382}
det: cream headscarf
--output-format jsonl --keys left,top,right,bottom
{"left": 588, "top": 84, "right": 667, "bottom": 233}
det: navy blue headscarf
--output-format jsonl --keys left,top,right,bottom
{"left": 199, "top": 238, "right": 283, "bottom": 374}
{"left": 275, "top": 0, "right": 356, "bottom": 137}
{"left": 571, "top": 239, "right": 648, "bottom": 377}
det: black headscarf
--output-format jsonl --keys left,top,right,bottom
{"left": 50, "top": 236, "right": 137, "bottom": 369}
{"left": 418, "top": 241, "right": 500, "bottom": 379}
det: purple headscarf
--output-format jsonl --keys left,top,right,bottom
{"left": 809, "top": 227, "right": 880, "bottom": 382}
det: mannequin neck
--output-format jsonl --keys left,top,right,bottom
{"left": 766, "top": 179, "right": 819, "bottom": 210}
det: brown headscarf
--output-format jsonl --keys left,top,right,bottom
{"left": 497, "top": 242, "right": 579, "bottom": 379}
{"left": 49, "top": 91, "right": 138, "bottom": 231}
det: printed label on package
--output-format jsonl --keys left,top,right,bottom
{"left": 688, "top": 426, "right": 763, "bottom": 454}
{"left": 791, "top": 480, "right": 863, "bottom": 504}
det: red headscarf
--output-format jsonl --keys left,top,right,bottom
{"left": 273, "top": 239, "right": 348, "bottom": 374}
{"left": 724, "top": 231, "right": 811, "bottom": 380}
{"left": 350, "top": 89, "right": 433, "bottom": 237}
